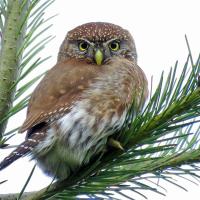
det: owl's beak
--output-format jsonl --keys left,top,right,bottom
{"left": 94, "top": 49, "right": 103, "bottom": 65}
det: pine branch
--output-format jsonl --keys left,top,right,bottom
{"left": 0, "top": 0, "right": 28, "bottom": 136}
{"left": 11, "top": 147, "right": 199, "bottom": 200}
{"left": 0, "top": 192, "right": 36, "bottom": 200}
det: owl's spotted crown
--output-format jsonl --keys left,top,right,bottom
{"left": 67, "top": 22, "right": 131, "bottom": 42}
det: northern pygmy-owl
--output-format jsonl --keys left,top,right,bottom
{"left": 0, "top": 22, "right": 148, "bottom": 179}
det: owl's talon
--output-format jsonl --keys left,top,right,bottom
{"left": 108, "top": 138, "right": 124, "bottom": 150}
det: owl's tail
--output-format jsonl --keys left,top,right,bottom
{"left": 0, "top": 141, "right": 32, "bottom": 170}
{"left": 0, "top": 131, "right": 46, "bottom": 171}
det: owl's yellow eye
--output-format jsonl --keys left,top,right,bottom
{"left": 79, "top": 41, "right": 89, "bottom": 51}
{"left": 109, "top": 41, "right": 120, "bottom": 51}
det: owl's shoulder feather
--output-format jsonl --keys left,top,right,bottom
{"left": 19, "top": 59, "right": 100, "bottom": 133}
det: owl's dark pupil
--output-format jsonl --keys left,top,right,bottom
{"left": 110, "top": 43, "right": 117, "bottom": 49}
{"left": 80, "top": 42, "right": 88, "bottom": 50}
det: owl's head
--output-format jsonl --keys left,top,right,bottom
{"left": 58, "top": 22, "right": 137, "bottom": 65}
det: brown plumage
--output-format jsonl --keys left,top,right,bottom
{"left": 20, "top": 59, "right": 100, "bottom": 133}
{"left": 0, "top": 22, "right": 148, "bottom": 179}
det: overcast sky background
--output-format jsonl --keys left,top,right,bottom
{"left": 1, "top": 0, "right": 200, "bottom": 199}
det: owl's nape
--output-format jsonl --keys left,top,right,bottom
{"left": 0, "top": 22, "right": 148, "bottom": 179}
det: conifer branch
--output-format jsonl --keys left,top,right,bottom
{"left": 0, "top": 0, "right": 28, "bottom": 137}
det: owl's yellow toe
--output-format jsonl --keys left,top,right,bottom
{"left": 108, "top": 138, "right": 124, "bottom": 151}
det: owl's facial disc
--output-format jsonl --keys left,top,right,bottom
{"left": 77, "top": 38, "right": 123, "bottom": 65}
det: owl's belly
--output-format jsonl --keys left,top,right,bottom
{"left": 35, "top": 128, "right": 108, "bottom": 179}
{"left": 35, "top": 141, "right": 105, "bottom": 179}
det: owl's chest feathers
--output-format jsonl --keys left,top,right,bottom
{"left": 35, "top": 58, "right": 135, "bottom": 172}
{"left": 57, "top": 59, "right": 134, "bottom": 140}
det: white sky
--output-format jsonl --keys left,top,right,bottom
{"left": 1, "top": 0, "right": 200, "bottom": 199}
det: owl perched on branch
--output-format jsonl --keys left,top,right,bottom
{"left": 0, "top": 22, "right": 148, "bottom": 179}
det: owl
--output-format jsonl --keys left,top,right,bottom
{"left": 0, "top": 22, "right": 148, "bottom": 179}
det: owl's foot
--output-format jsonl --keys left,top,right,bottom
{"left": 108, "top": 138, "right": 124, "bottom": 150}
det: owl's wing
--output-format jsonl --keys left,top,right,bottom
{"left": 19, "top": 59, "right": 99, "bottom": 133}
